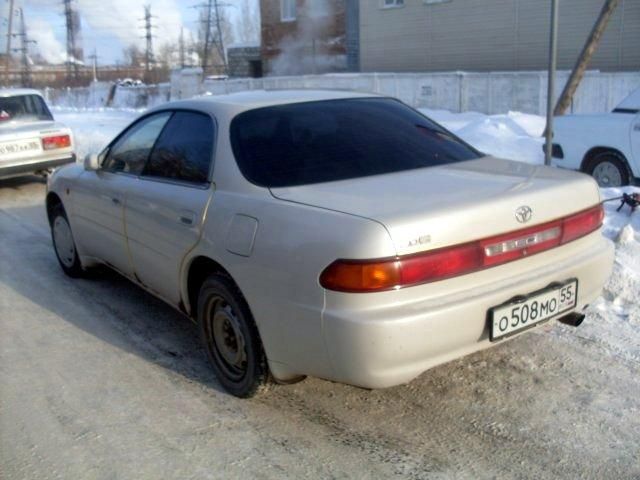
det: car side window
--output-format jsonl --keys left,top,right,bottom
{"left": 142, "top": 111, "right": 214, "bottom": 184}
{"left": 102, "top": 112, "right": 172, "bottom": 174}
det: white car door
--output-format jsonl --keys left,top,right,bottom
{"left": 72, "top": 112, "right": 172, "bottom": 276}
{"left": 124, "top": 110, "right": 215, "bottom": 305}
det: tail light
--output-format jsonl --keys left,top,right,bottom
{"left": 320, "top": 204, "right": 604, "bottom": 293}
{"left": 42, "top": 134, "right": 71, "bottom": 150}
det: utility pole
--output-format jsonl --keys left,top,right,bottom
{"left": 179, "top": 27, "right": 186, "bottom": 69}
{"left": 88, "top": 48, "right": 98, "bottom": 82}
{"left": 212, "top": 0, "right": 228, "bottom": 75}
{"left": 544, "top": 0, "right": 559, "bottom": 167}
{"left": 13, "top": 8, "right": 36, "bottom": 88}
{"left": 202, "top": 0, "right": 212, "bottom": 75}
{"left": 63, "top": 0, "right": 80, "bottom": 81}
{"left": 4, "top": 0, "right": 15, "bottom": 86}
{"left": 140, "top": 5, "right": 156, "bottom": 77}
{"left": 554, "top": 0, "right": 620, "bottom": 116}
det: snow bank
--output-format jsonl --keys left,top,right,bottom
{"left": 421, "top": 109, "right": 546, "bottom": 164}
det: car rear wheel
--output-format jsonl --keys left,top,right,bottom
{"left": 198, "top": 274, "right": 269, "bottom": 397}
{"left": 586, "top": 152, "right": 631, "bottom": 187}
{"left": 50, "top": 205, "right": 84, "bottom": 277}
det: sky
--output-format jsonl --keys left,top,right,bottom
{"left": 1, "top": 0, "right": 259, "bottom": 65}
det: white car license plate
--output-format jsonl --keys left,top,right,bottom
{"left": 490, "top": 280, "right": 578, "bottom": 341}
{"left": 0, "top": 139, "right": 42, "bottom": 160}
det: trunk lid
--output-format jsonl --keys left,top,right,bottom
{"left": 0, "top": 120, "right": 68, "bottom": 138}
{"left": 270, "top": 157, "right": 601, "bottom": 256}
{"left": 0, "top": 120, "right": 71, "bottom": 163}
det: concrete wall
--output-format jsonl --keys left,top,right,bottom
{"left": 359, "top": 0, "right": 640, "bottom": 73}
{"left": 175, "top": 70, "right": 640, "bottom": 115}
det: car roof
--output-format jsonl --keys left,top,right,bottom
{"left": 0, "top": 88, "right": 44, "bottom": 98}
{"left": 151, "top": 89, "right": 382, "bottom": 117}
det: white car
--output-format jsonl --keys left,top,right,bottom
{"left": 46, "top": 91, "right": 614, "bottom": 397}
{"left": 551, "top": 87, "right": 639, "bottom": 187}
{"left": 0, "top": 89, "right": 75, "bottom": 180}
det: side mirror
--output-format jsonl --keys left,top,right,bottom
{"left": 83, "top": 153, "right": 100, "bottom": 171}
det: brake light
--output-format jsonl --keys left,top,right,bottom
{"left": 320, "top": 204, "right": 604, "bottom": 293}
{"left": 42, "top": 134, "right": 71, "bottom": 150}
{"left": 561, "top": 204, "right": 604, "bottom": 243}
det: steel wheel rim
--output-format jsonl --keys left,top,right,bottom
{"left": 53, "top": 216, "right": 76, "bottom": 268}
{"left": 207, "top": 295, "right": 247, "bottom": 382}
{"left": 593, "top": 161, "right": 622, "bottom": 187}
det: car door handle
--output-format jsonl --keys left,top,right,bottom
{"left": 111, "top": 197, "right": 121, "bottom": 205}
{"left": 179, "top": 212, "right": 196, "bottom": 225}
{"left": 634, "top": 123, "right": 640, "bottom": 131}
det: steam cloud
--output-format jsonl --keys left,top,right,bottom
{"left": 270, "top": 0, "right": 346, "bottom": 76}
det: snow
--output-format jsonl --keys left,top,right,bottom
{"left": 421, "top": 109, "right": 546, "bottom": 164}
{"left": 52, "top": 107, "right": 139, "bottom": 161}
{"left": 53, "top": 106, "right": 640, "bottom": 361}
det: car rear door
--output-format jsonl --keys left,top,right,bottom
{"left": 72, "top": 112, "right": 172, "bottom": 276}
{"left": 124, "top": 110, "right": 215, "bottom": 305}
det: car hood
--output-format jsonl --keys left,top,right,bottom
{"left": 270, "top": 157, "right": 601, "bottom": 256}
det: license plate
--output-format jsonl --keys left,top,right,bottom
{"left": 0, "top": 139, "right": 42, "bottom": 159}
{"left": 490, "top": 279, "right": 578, "bottom": 341}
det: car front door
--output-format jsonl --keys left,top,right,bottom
{"left": 72, "top": 112, "right": 172, "bottom": 276}
{"left": 124, "top": 111, "right": 215, "bottom": 305}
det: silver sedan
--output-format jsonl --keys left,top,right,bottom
{"left": 0, "top": 89, "right": 75, "bottom": 179}
{"left": 46, "top": 91, "right": 614, "bottom": 397}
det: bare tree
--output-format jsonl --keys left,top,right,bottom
{"left": 122, "top": 44, "right": 144, "bottom": 68}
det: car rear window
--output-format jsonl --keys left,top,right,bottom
{"left": 230, "top": 98, "right": 480, "bottom": 188}
{"left": 0, "top": 94, "right": 53, "bottom": 122}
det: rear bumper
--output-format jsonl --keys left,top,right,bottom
{"left": 321, "top": 234, "right": 614, "bottom": 389}
{"left": 0, "top": 154, "right": 76, "bottom": 179}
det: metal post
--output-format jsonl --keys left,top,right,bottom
{"left": 544, "top": 0, "right": 559, "bottom": 166}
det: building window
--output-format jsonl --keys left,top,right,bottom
{"left": 281, "top": 0, "right": 297, "bottom": 21}
{"left": 382, "top": 0, "right": 404, "bottom": 8}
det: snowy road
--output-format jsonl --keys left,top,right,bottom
{"left": 1, "top": 109, "right": 639, "bottom": 479}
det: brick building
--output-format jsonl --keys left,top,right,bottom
{"left": 260, "top": 0, "right": 359, "bottom": 75}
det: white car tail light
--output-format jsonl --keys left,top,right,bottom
{"left": 42, "top": 134, "right": 71, "bottom": 150}
{"left": 320, "top": 204, "right": 604, "bottom": 293}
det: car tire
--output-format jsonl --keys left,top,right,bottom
{"left": 585, "top": 152, "right": 631, "bottom": 187}
{"left": 50, "top": 204, "right": 85, "bottom": 278}
{"left": 198, "top": 273, "right": 270, "bottom": 398}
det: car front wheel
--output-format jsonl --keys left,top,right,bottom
{"left": 587, "top": 152, "right": 631, "bottom": 187}
{"left": 198, "top": 274, "right": 269, "bottom": 397}
{"left": 50, "top": 205, "right": 84, "bottom": 277}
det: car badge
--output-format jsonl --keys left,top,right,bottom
{"left": 515, "top": 206, "right": 533, "bottom": 224}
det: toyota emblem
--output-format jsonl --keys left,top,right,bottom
{"left": 515, "top": 206, "right": 533, "bottom": 224}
